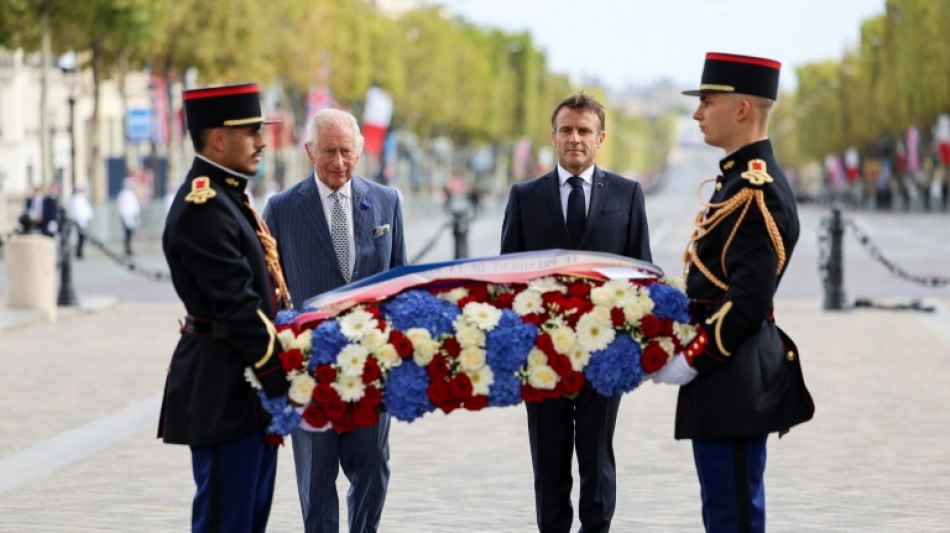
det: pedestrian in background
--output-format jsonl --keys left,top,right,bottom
{"left": 263, "top": 108, "right": 407, "bottom": 533}
{"left": 159, "top": 82, "right": 291, "bottom": 533}
{"left": 70, "top": 184, "right": 93, "bottom": 259}
{"left": 117, "top": 177, "right": 140, "bottom": 257}
{"left": 501, "top": 91, "right": 652, "bottom": 533}
{"left": 654, "top": 52, "right": 815, "bottom": 533}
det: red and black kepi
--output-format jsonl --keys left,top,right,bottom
{"left": 683, "top": 52, "right": 781, "bottom": 100}
{"left": 182, "top": 82, "right": 280, "bottom": 131}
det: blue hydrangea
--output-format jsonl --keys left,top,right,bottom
{"left": 486, "top": 309, "right": 536, "bottom": 374}
{"left": 648, "top": 283, "right": 691, "bottom": 323}
{"left": 488, "top": 372, "right": 523, "bottom": 408}
{"left": 381, "top": 290, "right": 459, "bottom": 337}
{"left": 257, "top": 391, "right": 302, "bottom": 435}
{"left": 383, "top": 362, "right": 435, "bottom": 422}
{"left": 585, "top": 334, "right": 644, "bottom": 396}
{"left": 275, "top": 309, "right": 298, "bottom": 327}
{"left": 310, "top": 320, "right": 348, "bottom": 370}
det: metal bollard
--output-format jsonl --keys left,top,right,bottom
{"left": 823, "top": 206, "right": 845, "bottom": 310}
{"left": 451, "top": 208, "right": 469, "bottom": 260}
{"left": 56, "top": 206, "right": 79, "bottom": 307}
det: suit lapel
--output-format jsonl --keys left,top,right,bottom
{"left": 350, "top": 177, "right": 373, "bottom": 278}
{"left": 580, "top": 167, "right": 609, "bottom": 246}
{"left": 542, "top": 170, "right": 571, "bottom": 243}
{"left": 296, "top": 174, "right": 333, "bottom": 251}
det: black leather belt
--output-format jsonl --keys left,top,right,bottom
{"left": 180, "top": 315, "right": 227, "bottom": 338}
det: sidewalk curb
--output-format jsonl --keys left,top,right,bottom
{"left": 0, "top": 295, "right": 120, "bottom": 334}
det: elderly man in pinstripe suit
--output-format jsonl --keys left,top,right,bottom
{"left": 263, "top": 108, "right": 407, "bottom": 533}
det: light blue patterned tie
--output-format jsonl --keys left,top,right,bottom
{"left": 330, "top": 191, "right": 350, "bottom": 283}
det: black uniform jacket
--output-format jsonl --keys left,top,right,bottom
{"left": 501, "top": 166, "right": 652, "bottom": 261}
{"left": 159, "top": 157, "right": 287, "bottom": 447}
{"left": 676, "top": 139, "right": 814, "bottom": 440}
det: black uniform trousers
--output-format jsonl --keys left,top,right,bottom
{"left": 526, "top": 381, "right": 620, "bottom": 533}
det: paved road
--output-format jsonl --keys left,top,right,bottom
{"left": 2, "top": 140, "right": 950, "bottom": 531}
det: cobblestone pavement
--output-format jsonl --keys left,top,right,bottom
{"left": 3, "top": 146, "right": 950, "bottom": 531}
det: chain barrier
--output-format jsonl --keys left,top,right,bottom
{"left": 818, "top": 210, "right": 948, "bottom": 312}
{"left": 410, "top": 220, "right": 452, "bottom": 264}
{"left": 66, "top": 219, "right": 172, "bottom": 282}
{"left": 0, "top": 226, "right": 22, "bottom": 251}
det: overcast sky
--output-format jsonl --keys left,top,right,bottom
{"left": 435, "top": 0, "right": 886, "bottom": 91}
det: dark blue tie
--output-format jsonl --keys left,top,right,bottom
{"left": 566, "top": 176, "right": 586, "bottom": 246}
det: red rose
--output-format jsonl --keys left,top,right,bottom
{"left": 389, "top": 331, "right": 413, "bottom": 359}
{"left": 521, "top": 384, "right": 544, "bottom": 403}
{"left": 542, "top": 382, "right": 564, "bottom": 399}
{"left": 567, "top": 280, "right": 591, "bottom": 298}
{"left": 468, "top": 285, "right": 490, "bottom": 303}
{"left": 610, "top": 307, "right": 626, "bottom": 328}
{"left": 547, "top": 351, "right": 572, "bottom": 376}
{"left": 440, "top": 399, "right": 462, "bottom": 414}
{"left": 312, "top": 383, "right": 339, "bottom": 404}
{"left": 493, "top": 292, "right": 514, "bottom": 309}
{"left": 279, "top": 349, "right": 304, "bottom": 372}
{"left": 333, "top": 412, "right": 356, "bottom": 434}
{"left": 428, "top": 354, "right": 450, "bottom": 380}
{"left": 464, "top": 395, "right": 489, "bottom": 411}
{"left": 640, "top": 314, "right": 662, "bottom": 338}
{"left": 428, "top": 380, "right": 451, "bottom": 405}
{"left": 302, "top": 405, "right": 329, "bottom": 428}
{"left": 541, "top": 291, "right": 564, "bottom": 310}
{"left": 353, "top": 405, "right": 379, "bottom": 427}
{"left": 362, "top": 358, "right": 381, "bottom": 384}
{"left": 325, "top": 400, "right": 347, "bottom": 422}
{"left": 536, "top": 333, "right": 556, "bottom": 356}
{"left": 361, "top": 385, "right": 383, "bottom": 407}
{"left": 523, "top": 313, "right": 545, "bottom": 327}
{"left": 315, "top": 365, "right": 337, "bottom": 384}
{"left": 442, "top": 337, "right": 461, "bottom": 358}
{"left": 561, "top": 371, "right": 585, "bottom": 396}
{"left": 449, "top": 373, "right": 473, "bottom": 400}
{"left": 640, "top": 341, "right": 669, "bottom": 373}
{"left": 264, "top": 433, "right": 285, "bottom": 447}
{"left": 660, "top": 318, "right": 674, "bottom": 337}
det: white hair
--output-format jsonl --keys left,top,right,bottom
{"left": 305, "top": 108, "right": 365, "bottom": 154}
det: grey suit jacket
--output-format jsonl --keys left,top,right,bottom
{"left": 501, "top": 167, "right": 652, "bottom": 262}
{"left": 263, "top": 174, "right": 407, "bottom": 308}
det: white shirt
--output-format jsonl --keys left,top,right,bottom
{"left": 70, "top": 192, "right": 93, "bottom": 229}
{"left": 314, "top": 176, "right": 355, "bottom": 279}
{"left": 557, "top": 164, "right": 594, "bottom": 220}
{"left": 117, "top": 188, "right": 141, "bottom": 229}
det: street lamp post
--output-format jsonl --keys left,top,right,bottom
{"left": 57, "top": 95, "right": 78, "bottom": 307}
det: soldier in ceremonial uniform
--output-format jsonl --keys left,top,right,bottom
{"left": 651, "top": 53, "right": 815, "bottom": 532}
{"left": 159, "top": 83, "right": 293, "bottom": 533}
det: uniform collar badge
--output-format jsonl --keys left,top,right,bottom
{"left": 185, "top": 176, "right": 217, "bottom": 204}
{"left": 225, "top": 177, "right": 241, "bottom": 188}
{"left": 740, "top": 158, "right": 773, "bottom": 186}
{"left": 722, "top": 160, "right": 735, "bottom": 170}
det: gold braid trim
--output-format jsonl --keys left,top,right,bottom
{"left": 256, "top": 217, "right": 294, "bottom": 310}
{"left": 683, "top": 180, "right": 788, "bottom": 290}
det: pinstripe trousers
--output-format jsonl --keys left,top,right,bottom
{"left": 291, "top": 414, "right": 391, "bottom": 533}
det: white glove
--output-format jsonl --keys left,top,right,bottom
{"left": 650, "top": 353, "right": 698, "bottom": 386}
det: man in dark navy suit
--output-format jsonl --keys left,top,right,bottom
{"left": 501, "top": 92, "right": 652, "bottom": 533}
{"left": 653, "top": 52, "right": 814, "bottom": 533}
{"left": 263, "top": 108, "right": 406, "bottom": 533}
{"left": 160, "top": 82, "right": 290, "bottom": 533}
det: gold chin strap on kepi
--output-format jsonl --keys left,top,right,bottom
{"left": 244, "top": 196, "right": 294, "bottom": 310}
{"left": 683, "top": 160, "right": 787, "bottom": 290}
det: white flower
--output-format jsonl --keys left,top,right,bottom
{"left": 287, "top": 373, "right": 316, "bottom": 405}
{"left": 605, "top": 279, "right": 638, "bottom": 306}
{"left": 674, "top": 322, "right": 697, "bottom": 346}
{"left": 277, "top": 329, "right": 312, "bottom": 352}
{"left": 455, "top": 323, "right": 486, "bottom": 348}
{"left": 528, "top": 277, "right": 566, "bottom": 294}
{"left": 466, "top": 365, "right": 495, "bottom": 396}
{"left": 462, "top": 302, "right": 502, "bottom": 331}
{"left": 339, "top": 308, "right": 377, "bottom": 341}
{"left": 658, "top": 337, "right": 676, "bottom": 356}
{"left": 527, "top": 364, "right": 560, "bottom": 390}
{"left": 549, "top": 326, "right": 575, "bottom": 353}
{"left": 439, "top": 287, "right": 469, "bottom": 304}
{"left": 566, "top": 343, "right": 591, "bottom": 371}
{"left": 244, "top": 367, "right": 262, "bottom": 390}
{"left": 590, "top": 305, "right": 613, "bottom": 322}
{"left": 661, "top": 276, "right": 687, "bottom": 291}
{"left": 406, "top": 328, "right": 438, "bottom": 366}
{"left": 459, "top": 346, "right": 487, "bottom": 372}
{"left": 638, "top": 293, "right": 656, "bottom": 314}
{"left": 527, "top": 347, "right": 548, "bottom": 367}
{"left": 332, "top": 375, "right": 366, "bottom": 402}
{"left": 512, "top": 290, "right": 543, "bottom": 316}
{"left": 374, "top": 343, "right": 402, "bottom": 370}
{"left": 575, "top": 313, "right": 615, "bottom": 352}
{"left": 590, "top": 286, "right": 616, "bottom": 307}
{"left": 336, "top": 344, "right": 368, "bottom": 377}
{"left": 623, "top": 301, "right": 648, "bottom": 325}
{"left": 360, "top": 327, "right": 388, "bottom": 352}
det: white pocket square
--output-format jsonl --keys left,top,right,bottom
{"left": 374, "top": 224, "right": 390, "bottom": 237}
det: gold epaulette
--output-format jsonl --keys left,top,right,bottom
{"left": 185, "top": 177, "right": 216, "bottom": 204}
